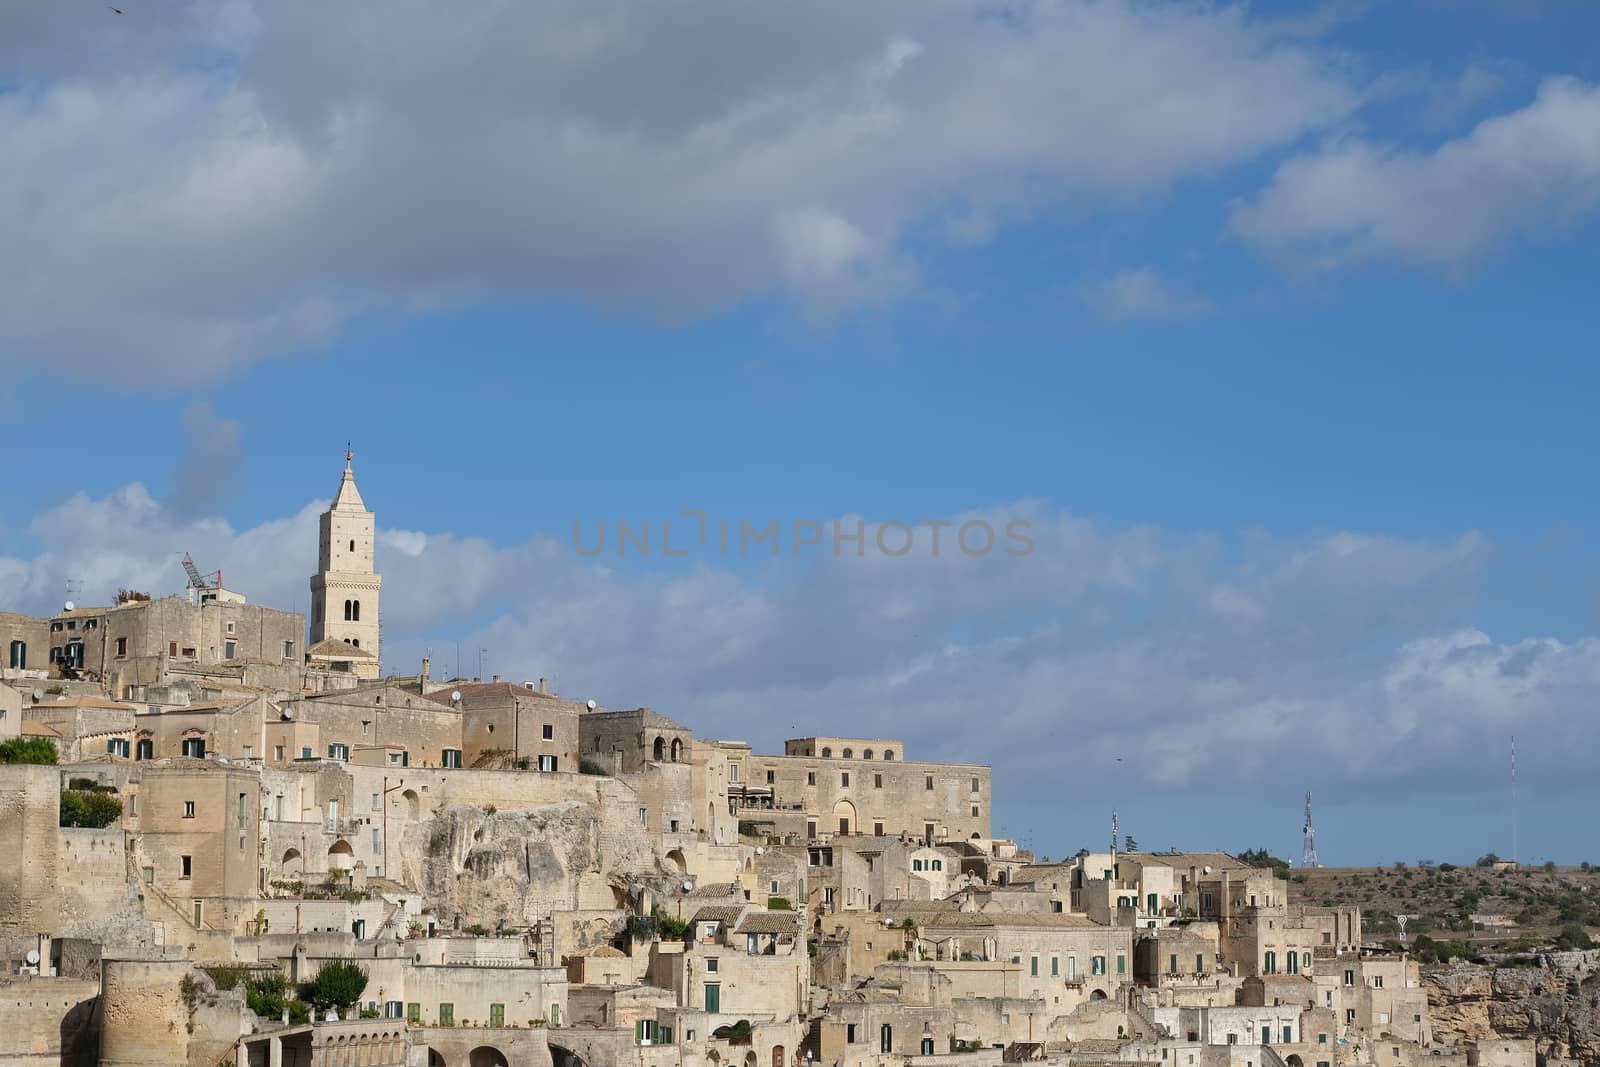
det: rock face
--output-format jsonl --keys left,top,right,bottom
{"left": 1425, "top": 951, "right": 1600, "bottom": 1065}
{"left": 415, "top": 800, "right": 664, "bottom": 931}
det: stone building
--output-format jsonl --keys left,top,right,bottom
{"left": 0, "top": 609, "right": 48, "bottom": 679}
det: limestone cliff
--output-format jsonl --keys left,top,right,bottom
{"left": 1424, "top": 951, "right": 1600, "bottom": 1064}
{"left": 412, "top": 800, "right": 667, "bottom": 932}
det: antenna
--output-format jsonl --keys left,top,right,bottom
{"left": 1110, "top": 810, "right": 1118, "bottom": 859}
{"left": 1302, "top": 791, "right": 1320, "bottom": 869}
{"left": 1511, "top": 735, "right": 1517, "bottom": 866}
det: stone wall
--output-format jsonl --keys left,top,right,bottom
{"left": 0, "top": 764, "right": 61, "bottom": 949}
{"left": 0, "top": 974, "right": 100, "bottom": 1065}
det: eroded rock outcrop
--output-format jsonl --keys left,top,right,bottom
{"left": 1425, "top": 951, "right": 1600, "bottom": 1065}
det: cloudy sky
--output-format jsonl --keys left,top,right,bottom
{"left": 4, "top": 0, "right": 1599, "bottom": 865}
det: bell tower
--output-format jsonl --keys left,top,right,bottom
{"left": 309, "top": 448, "right": 381, "bottom": 673}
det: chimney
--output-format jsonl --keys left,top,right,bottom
{"left": 539, "top": 677, "right": 547, "bottom": 694}
{"left": 421, "top": 657, "right": 431, "bottom": 688}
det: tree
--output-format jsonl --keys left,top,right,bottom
{"left": 299, "top": 961, "right": 367, "bottom": 1015}
{"left": 1553, "top": 925, "right": 1594, "bottom": 951}
{"left": 59, "top": 789, "right": 122, "bottom": 828}
{"left": 1238, "top": 848, "right": 1290, "bottom": 871}
{"left": 1475, "top": 853, "right": 1501, "bottom": 867}
{"left": 0, "top": 737, "right": 59, "bottom": 764}
{"left": 246, "top": 972, "right": 310, "bottom": 1025}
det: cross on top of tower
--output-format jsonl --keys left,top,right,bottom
{"left": 344, "top": 441, "right": 353, "bottom": 468}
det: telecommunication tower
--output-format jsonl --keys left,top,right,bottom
{"left": 1302, "top": 791, "right": 1321, "bottom": 869}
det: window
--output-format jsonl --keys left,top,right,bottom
{"left": 238, "top": 793, "right": 247, "bottom": 829}
{"left": 441, "top": 748, "right": 462, "bottom": 768}
{"left": 922, "top": 1039, "right": 935, "bottom": 1056}
{"left": 407, "top": 1003, "right": 421, "bottom": 1024}
{"left": 874, "top": 821, "right": 885, "bottom": 835}
{"left": 438, "top": 1003, "right": 453, "bottom": 1026}
{"left": 489, "top": 1003, "right": 504, "bottom": 1027}
{"left": 183, "top": 801, "right": 196, "bottom": 818}
{"left": 913, "top": 859, "right": 923, "bottom": 871}
{"left": 729, "top": 764, "right": 739, "bottom": 782}
{"left": 1344, "top": 969, "right": 1355, "bottom": 986}
{"left": 1051, "top": 900, "right": 1063, "bottom": 913}
{"left": 115, "top": 637, "right": 127, "bottom": 656}
{"left": 107, "top": 738, "right": 130, "bottom": 757}
{"left": 328, "top": 743, "right": 349, "bottom": 761}
{"left": 640, "top": 808, "right": 649, "bottom": 825}
{"left": 361, "top": 721, "right": 370, "bottom": 735}
{"left": 543, "top": 723, "right": 554, "bottom": 740}
{"left": 1197, "top": 953, "right": 1205, "bottom": 973}
{"left": 874, "top": 773, "right": 883, "bottom": 789}
{"left": 1170, "top": 953, "right": 1178, "bottom": 974}
{"left": 706, "top": 957, "right": 719, "bottom": 973}
{"left": 864, "top": 749, "right": 874, "bottom": 760}
{"left": 770, "top": 880, "right": 779, "bottom": 893}
{"left": 129, "top": 794, "right": 137, "bottom": 815}
{"left": 972, "top": 805, "right": 980, "bottom": 817}
{"left": 390, "top": 751, "right": 407, "bottom": 766}
{"left": 704, "top": 983, "right": 720, "bottom": 1014}
{"left": 180, "top": 855, "right": 192, "bottom": 878}
{"left": 883, "top": 749, "right": 894, "bottom": 760}
{"left": 847, "top": 1024, "right": 858, "bottom": 1044}
{"left": 1318, "top": 1034, "right": 1328, "bottom": 1045}
{"left": 301, "top": 746, "right": 313, "bottom": 759}
{"left": 283, "top": 640, "right": 294, "bottom": 659}
{"left": 1030, "top": 955, "right": 1038, "bottom": 976}
{"left": 1117, "top": 954, "right": 1126, "bottom": 975}
{"left": 806, "top": 772, "right": 816, "bottom": 785}
{"left": 841, "top": 772, "right": 850, "bottom": 787}
{"left": 925, "top": 775, "right": 934, "bottom": 790}
{"left": 1373, "top": 975, "right": 1384, "bottom": 989}
{"left": 1051, "top": 956, "right": 1059, "bottom": 976}
{"left": 224, "top": 641, "right": 236, "bottom": 660}
{"left": 274, "top": 745, "right": 284, "bottom": 761}
{"left": 879, "top": 1024, "right": 893, "bottom": 1053}
{"left": 1092, "top": 955, "right": 1106, "bottom": 975}
{"left": 971, "top": 777, "right": 980, "bottom": 793}
{"left": 842, "top": 748, "right": 853, "bottom": 758}
{"left": 371, "top": 792, "right": 381, "bottom": 811}
{"left": 821, "top": 747, "right": 831, "bottom": 757}
{"left": 539, "top": 754, "right": 557, "bottom": 772}
{"left": 6, "top": 640, "right": 24, "bottom": 669}
{"left": 1284, "top": 1027, "right": 1293, "bottom": 1044}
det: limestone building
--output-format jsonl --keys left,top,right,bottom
{"left": 308, "top": 451, "right": 382, "bottom": 679}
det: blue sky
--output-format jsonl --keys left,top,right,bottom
{"left": 3, "top": 0, "right": 1599, "bottom": 866}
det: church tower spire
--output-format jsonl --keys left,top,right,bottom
{"left": 309, "top": 448, "right": 382, "bottom": 678}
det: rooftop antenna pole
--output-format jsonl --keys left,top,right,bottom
{"left": 1110, "top": 810, "right": 1119, "bottom": 865}
{"left": 1302, "top": 791, "right": 1320, "bottom": 869}
{"left": 1511, "top": 735, "right": 1518, "bottom": 866}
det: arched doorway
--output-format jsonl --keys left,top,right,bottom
{"left": 831, "top": 799, "right": 856, "bottom": 836}
{"left": 772, "top": 1045, "right": 786, "bottom": 1067}
{"left": 550, "top": 1045, "right": 589, "bottom": 1067}
{"left": 470, "top": 1047, "right": 510, "bottom": 1067}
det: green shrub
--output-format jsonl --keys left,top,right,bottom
{"left": 245, "top": 972, "right": 310, "bottom": 1024}
{"left": 0, "top": 737, "right": 59, "bottom": 764}
{"left": 767, "top": 897, "right": 792, "bottom": 912}
{"left": 579, "top": 757, "right": 609, "bottom": 776}
{"left": 1554, "top": 924, "right": 1594, "bottom": 951}
{"left": 59, "top": 789, "right": 122, "bottom": 828}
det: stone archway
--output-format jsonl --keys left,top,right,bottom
{"left": 550, "top": 1044, "right": 589, "bottom": 1067}
{"left": 328, "top": 839, "right": 355, "bottom": 872}
{"left": 831, "top": 799, "right": 857, "bottom": 835}
{"left": 470, "top": 1047, "right": 510, "bottom": 1067}
{"left": 1090, "top": 988, "right": 1108, "bottom": 1001}
{"left": 280, "top": 848, "right": 303, "bottom": 879}
{"left": 667, "top": 849, "right": 687, "bottom": 874}
{"left": 428, "top": 1051, "right": 445, "bottom": 1067}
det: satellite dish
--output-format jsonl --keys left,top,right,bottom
{"left": 682, "top": 880, "right": 694, "bottom": 892}
{"left": 586, "top": 699, "right": 597, "bottom": 710}
{"left": 31, "top": 689, "right": 44, "bottom": 703}
{"left": 1203, "top": 865, "right": 1212, "bottom": 875}
{"left": 755, "top": 846, "right": 765, "bottom": 855}
{"left": 281, "top": 706, "right": 296, "bottom": 721}
{"left": 64, "top": 600, "right": 75, "bottom": 612}
{"left": 451, "top": 690, "right": 462, "bottom": 703}
{"left": 24, "top": 949, "right": 40, "bottom": 966}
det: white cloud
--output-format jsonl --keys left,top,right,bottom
{"left": 1233, "top": 75, "right": 1600, "bottom": 269}
{"left": 1082, "top": 268, "right": 1216, "bottom": 322}
{"left": 0, "top": 1, "right": 1356, "bottom": 386}
{"left": 7, "top": 478, "right": 1595, "bottom": 837}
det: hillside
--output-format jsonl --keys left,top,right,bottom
{"left": 1285, "top": 861, "right": 1600, "bottom": 959}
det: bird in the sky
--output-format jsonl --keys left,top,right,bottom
{"left": 111, "top": 6, "right": 124, "bottom": 13}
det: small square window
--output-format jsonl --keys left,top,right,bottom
{"left": 706, "top": 958, "right": 718, "bottom": 973}
{"left": 543, "top": 723, "right": 554, "bottom": 740}
{"left": 182, "top": 801, "right": 195, "bottom": 818}
{"left": 806, "top": 772, "right": 816, "bottom": 785}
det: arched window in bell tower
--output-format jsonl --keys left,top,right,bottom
{"left": 344, "top": 599, "right": 352, "bottom": 621}
{"left": 351, "top": 600, "right": 360, "bottom": 622}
